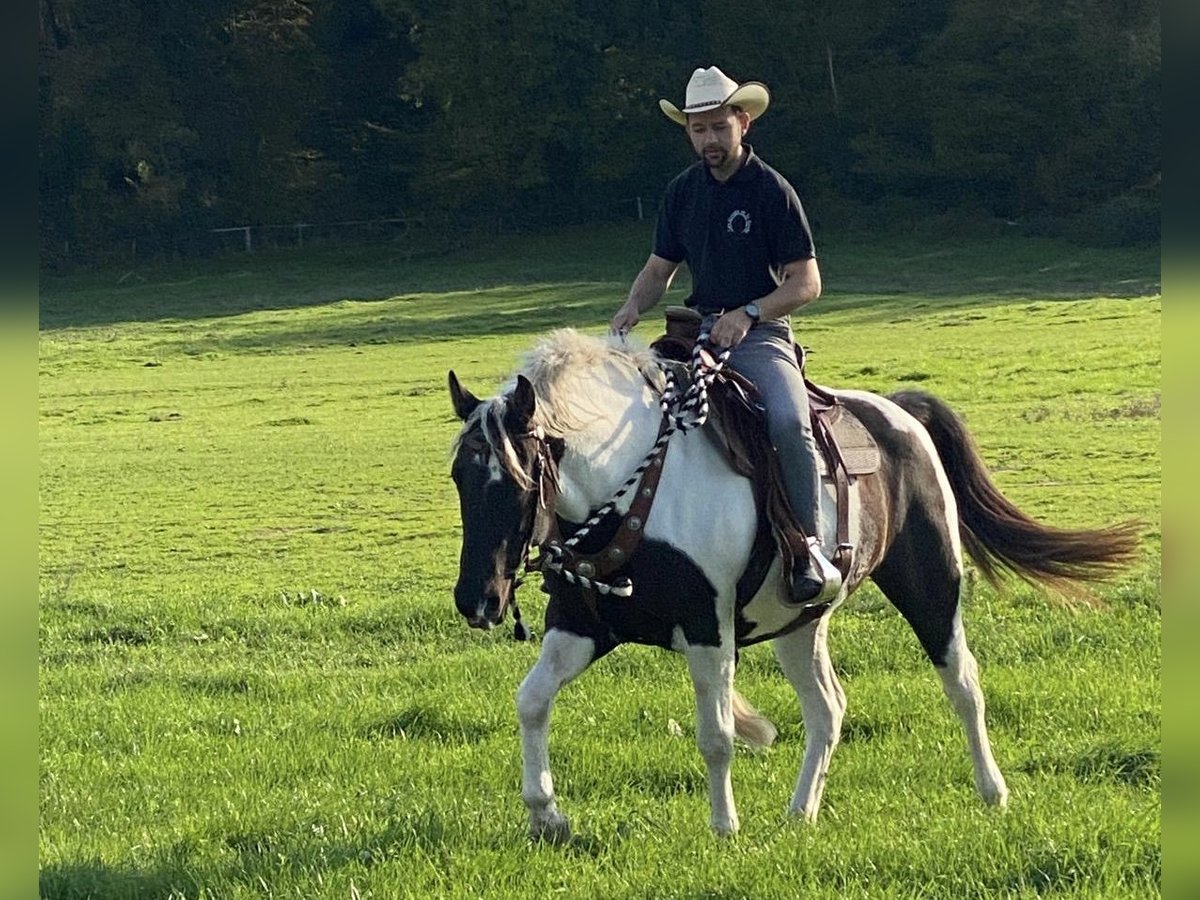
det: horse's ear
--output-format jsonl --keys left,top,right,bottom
{"left": 448, "top": 370, "right": 481, "bottom": 421}
{"left": 509, "top": 374, "right": 537, "bottom": 426}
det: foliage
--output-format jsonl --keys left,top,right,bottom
{"left": 39, "top": 226, "right": 1160, "bottom": 897}
{"left": 38, "top": 0, "right": 1160, "bottom": 265}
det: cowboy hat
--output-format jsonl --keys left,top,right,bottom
{"left": 659, "top": 66, "right": 770, "bottom": 126}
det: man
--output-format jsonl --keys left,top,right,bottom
{"left": 609, "top": 65, "right": 840, "bottom": 605}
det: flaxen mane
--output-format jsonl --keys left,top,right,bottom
{"left": 451, "top": 330, "right": 663, "bottom": 491}
{"left": 514, "top": 329, "right": 665, "bottom": 438}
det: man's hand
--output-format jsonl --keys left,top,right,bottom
{"left": 611, "top": 255, "right": 679, "bottom": 338}
{"left": 609, "top": 304, "right": 640, "bottom": 336}
{"left": 708, "top": 308, "right": 753, "bottom": 348}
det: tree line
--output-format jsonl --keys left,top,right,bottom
{"left": 39, "top": 0, "right": 1160, "bottom": 268}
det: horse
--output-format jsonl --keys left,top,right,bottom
{"left": 447, "top": 328, "right": 1138, "bottom": 840}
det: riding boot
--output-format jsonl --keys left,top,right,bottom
{"left": 789, "top": 536, "right": 843, "bottom": 606}
{"left": 719, "top": 318, "right": 839, "bottom": 606}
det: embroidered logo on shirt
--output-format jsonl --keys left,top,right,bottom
{"left": 726, "top": 210, "right": 752, "bottom": 235}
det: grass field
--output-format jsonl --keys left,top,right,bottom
{"left": 39, "top": 224, "right": 1160, "bottom": 899}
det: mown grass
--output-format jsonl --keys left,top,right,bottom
{"left": 40, "top": 224, "right": 1159, "bottom": 898}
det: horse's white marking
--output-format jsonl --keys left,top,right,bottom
{"left": 683, "top": 642, "right": 740, "bottom": 835}
{"left": 516, "top": 629, "right": 596, "bottom": 842}
{"left": 670, "top": 625, "right": 688, "bottom": 653}
{"left": 485, "top": 453, "right": 503, "bottom": 483}
{"left": 736, "top": 470, "right": 848, "bottom": 644}
{"left": 646, "top": 428, "right": 756, "bottom": 603}
{"left": 936, "top": 609, "right": 1009, "bottom": 807}
{"left": 772, "top": 611, "right": 846, "bottom": 820}
{"left": 543, "top": 347, "right": 756, "bottom": 605}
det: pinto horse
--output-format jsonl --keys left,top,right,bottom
{"left": 447, "top": 329, "right": 1137, "bottom": 839}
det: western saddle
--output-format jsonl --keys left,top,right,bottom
{"left": 651, "top": 306, "right": 880, "bottom": 595}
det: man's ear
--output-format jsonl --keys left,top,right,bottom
{"left": 448, "top": 370, "right": 481, "bottom": 421}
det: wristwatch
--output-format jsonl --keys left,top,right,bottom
{"left": 743, "top": 302, "right": 761, "bottom": 323}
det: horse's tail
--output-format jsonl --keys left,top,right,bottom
{"left": 888, "top": 389, "right": 1141, "bottom": 592}
{"left": 732, "top": 689, "right": 777, "bottom": 749}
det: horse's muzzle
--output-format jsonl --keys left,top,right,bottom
{"left": 455, "top": 584, "right": 506, "bottom": 630}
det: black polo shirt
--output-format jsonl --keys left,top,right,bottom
{"left": 653, "top": 146, "right": 815, "bottom": 312}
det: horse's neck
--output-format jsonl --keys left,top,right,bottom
{"left": 554, "top": 372, "right": 662, "bottom": 523}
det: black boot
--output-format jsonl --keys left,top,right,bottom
{"left": 789, "top": 559, "right": 826, "bottom": 604}
{"left": 787, "top": 538, "right": 843, "bottom": 606}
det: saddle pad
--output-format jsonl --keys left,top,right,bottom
{"left": 812, "top": 402, "right": 881, "bottom": 477}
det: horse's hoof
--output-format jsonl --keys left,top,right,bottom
{"left": 982, "top": 786, "right": 1009, "bottom": 809}
{"left": 711, "top": 816, "right": 740, "bottom": 837}
{"left": 529, "top": 812, "right": 572, "bottom": 844}
{"left": 977, "top": 772, "right": 1009, "bottom": 808}
{"left": 787, "top": 804, "right": 820, "bottom": 823}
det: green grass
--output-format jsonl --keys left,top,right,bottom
{"left": 40, "top": 224, "right": 1160, "bottom": 898}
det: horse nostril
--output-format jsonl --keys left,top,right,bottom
{"left": 483, "top": 592, "right": 503, "bottom": 619}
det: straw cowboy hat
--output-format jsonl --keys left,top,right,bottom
{"left": 659, "top": 66, "right": 771, "bottom": 126}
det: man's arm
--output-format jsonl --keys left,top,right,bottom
{"left": 610, "top": 254, "right": 680, "bottom": 335}
{"left": 759, "top": 256, "right": 822, "bottom": 318}
{"left": 708, "top": 257, "right": 821, "bottom": 348}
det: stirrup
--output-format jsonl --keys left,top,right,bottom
{"left": 803, "top": 536, "right": 843, "bottom": 604}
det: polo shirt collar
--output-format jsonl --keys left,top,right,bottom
{"left": 703, "top": 144, "right": 761, "bottom": 186}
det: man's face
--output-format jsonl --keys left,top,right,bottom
{"left": 686, "top": 107, "right": 749, "bottom": 175}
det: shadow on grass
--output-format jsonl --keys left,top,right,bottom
{"left": 982, "top": 841, "right": 1159, "bottom": 895}
{"left": 363, "top": 703, "right": 500, "bottom": 744}
{"left": 1017, "top": 743, "right": 1160, "bottom": 788}
{"left": 39, "top": 224, "right": 1160, "bottom": 333}
{"left": 40, "top": 860, "right": 202, "bottom": 900}
{"left": 183, "top": 282, "right": 623, "bottom": 356}
{"left": 38, "top": 227, "right": 648, "bottom": 331}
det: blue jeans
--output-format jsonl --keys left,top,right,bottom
{"left": 704, "top": 315, "right": 824, "bottom": 540}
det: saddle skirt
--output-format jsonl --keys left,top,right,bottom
{"left": 806, "top": 388, "right": 881, "bottom": 478}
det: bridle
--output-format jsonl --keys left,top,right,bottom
{"left": 503, "top": 424, "right": 561, "bottom": 641}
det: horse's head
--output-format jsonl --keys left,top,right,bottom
{"left": 448, "top": 370, "right": 556, "bottom": 631}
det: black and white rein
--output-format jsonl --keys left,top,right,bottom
{"left": 510, "top": 331, "right": 731, "bottom": 638}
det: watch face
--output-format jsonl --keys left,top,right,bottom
{"left": 745, "top": 303, "right": 760, "bottom": 321}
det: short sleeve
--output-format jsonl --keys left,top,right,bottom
{"left": 652, "top": 180, "right": 686, "bottom": 263}
{"left": 770, "top": 181, "right": 816, "bottom": 266}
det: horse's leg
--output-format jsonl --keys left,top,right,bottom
{"left": 772, "top": 611, "right": 846, "bottom": 821}
{"left": 873, "top": 532, "right": 1009, "bottom": 808}
{"left": 516, "top": 628, "right": 596, "bottom": 842}
{"left": 684, "top": 641, "right": 740, "bottom": 836}
{"left": 934, "top": 609, "right": 1009, "bottom": 806}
